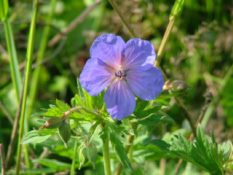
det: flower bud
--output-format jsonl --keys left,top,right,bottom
{"left": 58, "top": 122, "right": 71, "bottom": 147}
{"left": 85, "top": 144, "right": 97, "bottom": 168}
{"left": 163, "top": 80, "right": 189, "bottom": 94}
{"left": 41, "top": 117, "right": 62, "bottom": 129}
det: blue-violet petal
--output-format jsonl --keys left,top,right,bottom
{"left": 104, "top": 79, "right": 136, "bottom": 120}
{"left": 90, "top": 34, "right": 125, "bottom": 67}
{"left": 126, "top": 66, "right": 164, "bottom": 101}
{"left": 80, "top": 57, "right": 114, "bottom": 96}
{"left": 122, "top": 38, "right": 156, "bottom": 70}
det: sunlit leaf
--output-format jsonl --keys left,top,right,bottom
{"left": 21, "top": 130, "right": 52, "bottom": 144}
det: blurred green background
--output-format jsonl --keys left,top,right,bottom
{"left": 0, "top": 0, "right": 233, "bottom": 174}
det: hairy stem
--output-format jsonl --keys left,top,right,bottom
{"left": 70, "top": 140, "right": 78, "bottom": 175}
{"left": 103, "top": 133, "right": 111, "bottom": 175}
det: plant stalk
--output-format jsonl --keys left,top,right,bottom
{"left": 70, "top": 140, "right": 78, "bottom": 175}
{"left": 27, "top": 0, "right": 57, "bottom": 119}
{"left": 3, "top": 19, "right": 21, "bottom": 101}
{"left": 154, "top": 16, "right": 176, "bottom": 66}
{"left": 15, "top": 0, "right": 39, "bottom": 174}
{"left": 103, "top": 133, "right": 111, "bottom": 175}
{"left": 108, "top": 0, "right": 138, "bottom": 38}
{"left": 0, "top": 144, "right": 6, "bottom": 175}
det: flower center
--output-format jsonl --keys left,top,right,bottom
{"left": 115, "top": 68, "right": 127, "bottom": 81}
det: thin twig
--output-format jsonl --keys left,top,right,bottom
{"left": 32, "top": 37, "right": 67, "bottom": 69}
{"left": 174, "top": 97, "right": 197, "bottom": 138}
{"left": 109, "top": 0, "right": 138, "bottom": 38}
{"left": 0, "top": 101, "right": 14, "bottom": 125}
{"left": 33, "top": 147, "right": 49, "bottom": 169}
{"left": 159, "top": 125, "right": 166, "bottom": 175}
{"left": 48, "top": 0, "right": 102, "bottom": 47}
{"left": 0, "top": 144, "right": 6, "bottom": 175}
{"left": 6, "top": 77, "right": 25, "bottom": 170}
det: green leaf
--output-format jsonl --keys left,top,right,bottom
{"left": 134, "top": 103, "right": 162, "bottom": 117}
{"left": 88, "top": 120, "right": 102, "bottom": 143}
{"left": 33, "top": 158, "right": 71, "bottom": 171}
{"left": 73, "top": 94, "right": 85, "bottom": 107}
{"left": 21, "top": 130, "right": 51, "bottom": 144}
{"left": 78, "top": 146, "right": 86, "bottom": 169}
{"left": 93, "top": 91, "right": 105, "bottom": 110}
{"left": 77, "top": 78, "right": 85, "bottom": 100}
{"left": 43, "top": 106, "right": 64, "bottom": 117}
{"left": 0, "top": 0, "right": 9, "bottom": 21}
{"left": 43, "top": 100, "right": 70, "bottom": 118}
{"left": 137, "top": 112, "right": 174, "bottom": 126}
{"left": 55, "top": 99, "right": 70, "bottom": 112}
{"left": 77, "top": 78, "right": 93, "bottom": 109}
{"left": 6, "top": 168, "right": 56, "bottom": 174}
{"left": 146, "top": 125, "right": 233, "bottom": 175}
{"left": 58, "top": 122, "right": 71, "bottom": 147}
{"left": 83, "top": 89, "right": 93, "bottom": 110}
{"left": 85, "top": 144, "right": 98, "bottom": 168}
{"left": 110, "top": 133, "right": 133, "bottom": 173}
{"left": 134, "top": 98, "right": 149, "bottom": 113}
{"left": 146, "top": 139, "right": 171, "bottom": 152}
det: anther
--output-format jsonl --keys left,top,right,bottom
{"left": 115, "top": 68, "right": 127, "bottom": 80}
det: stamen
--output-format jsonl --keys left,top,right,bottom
{"left": 115, "top": 68, "right": 127, "bottom": 80}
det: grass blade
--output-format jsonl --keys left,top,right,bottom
{"left": 16, "top": 0, "right": 39, "bottom": 174}
{"left": 1, "top": 0, "right": 22, "bottom": 101}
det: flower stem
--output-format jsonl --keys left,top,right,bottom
{"left": 108, "top": 0, "right": 138, "bottom": 38}
{"left": 15, "top": 0, "right": 39, "bottom": 174}
{"left": 70, "top": 140, "right": 78, "bottom": 175}
{"left": 154, "top": 16, "right": 176, "bottom": 67}
{"left": 154, "top": 0, "right": 186, "bottom": 67}
{"left": 103, "top": 133, "right": 111, "bottom": 175}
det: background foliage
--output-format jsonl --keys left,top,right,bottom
{"left": 0, "top": 0, "right": 233, "bottom": 174}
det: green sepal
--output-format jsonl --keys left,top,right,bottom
{"left": 85, "top": 144, "right": 98, "bottom": 168}
{"left": 43, "top": 117, "right": 62, "bottom": 129}
{"left": 58, "top": 122, "right": 71, "bottom": 147}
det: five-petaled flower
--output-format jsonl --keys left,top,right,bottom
{"left": 80, "top": 34, "right": 164, "bottom": 120}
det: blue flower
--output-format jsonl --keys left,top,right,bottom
{"left": 80, "top": 34, "right": 164, "bottom": 120}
